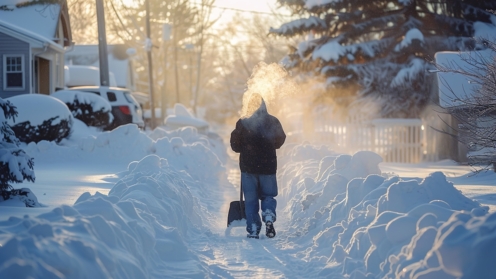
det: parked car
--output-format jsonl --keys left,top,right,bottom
{"left": 63, "top": 86, "right": 144, "bottom": 129}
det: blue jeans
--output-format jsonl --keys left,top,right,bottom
{"left": 241, "top": 172, "right": 278, "bottom": 235}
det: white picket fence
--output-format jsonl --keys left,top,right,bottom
{"left": 372, "top": 119, "right": 423, "bottom": 163}
{"left": 305, "top": 110, "right": 438, "bottom": 163}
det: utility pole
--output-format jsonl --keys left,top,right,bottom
{"left": 173, "top": 25, "right": 180, "bottom": 104}
{"left": 162, "top": 23, "right": 172, "bottom": 123}
{"left": 185, "top": 43, "right": 194, "bottom": 105}
{"left": 95, "top": 0, "right": 110, "bottom": 86}
{"left": 193, "top": 0, "right": 207, "bottom": 115}
{"left": 145, "top": 0, "right": 156, "bottom": 129}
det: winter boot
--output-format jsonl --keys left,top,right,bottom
{"left": 265, "top": 221, "right": 276, "bottom": 238}
{"left": 247, "top": 234, "right": 259, "bottom": 239}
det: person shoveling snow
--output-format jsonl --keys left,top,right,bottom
{"left": 229, "top": 93, "right": 286, "bottom": 239}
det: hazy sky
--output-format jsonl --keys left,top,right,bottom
{"left": 215, "top": 0, "right": 278, "bottom": 13}
{"left": 211, "top": 0, "right": 284, "bottom": 26}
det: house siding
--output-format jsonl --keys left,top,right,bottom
{"left": 0, "top": 31, "right": 30, "bottom": 98}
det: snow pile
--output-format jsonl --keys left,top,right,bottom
{"left": 384, "top": 210, "right": 496, "bottom": 278}
{"left": 164, "top": 103, "right": 209, "bottom": 133}
{"left": 278, "top": 143, "right": 488, "bottom": 278}
{"left": 0, "top": 116, "right": 232, "bottom": 277}
{"left": 1, "top": 120, "right": 495, "bottom": 277}
{"left": 0, "top": 154, "right": 210, "bottom": 278}
{"left": 23, "top": 124, "right": 152, "bottom": 165}
{"left": 23, "top": 123, "right": 227, "bottom": 173}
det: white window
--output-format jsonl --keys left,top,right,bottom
{"left": 3, "top": 55, "right": 25, "bottom": 90}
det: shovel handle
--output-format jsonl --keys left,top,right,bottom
{"left": 240, "top": 177, "right": 245, "bottom": 217}
{"left": 239, "top": 179, "right": 243, "bottom": 202}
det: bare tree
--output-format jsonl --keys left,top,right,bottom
{"left": 68, "top": 0, "right": 292, "bottom": 125}
{"left": 200, "top": 12, "right": 293, "bottom": 126}
{"left": 67, "top": 0, "right": 97, "bottom": 44}
{"left": 103, "top": 0, "right": 219, "bottom": 114}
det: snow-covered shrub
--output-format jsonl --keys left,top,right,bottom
{"left": 52, "top": 90, "right": 113, "bottom": 130}
{"left": 7, "top": 94, "right": 73, "bottom": 143}
{"left": 0, "top": 98, "right": 37, "bottom": 206}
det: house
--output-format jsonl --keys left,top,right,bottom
{"left": 0, "top": 0, "right": 72, "bottom": 98}
{"left": 435, "top": 49, "right": 496, "bottom": 163}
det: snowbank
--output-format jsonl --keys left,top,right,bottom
{"left": 0, "top": 154, "right": 209, "bottom": 278}
{"left": 163, "top": 103, "right": 209, "bottom": 134}
{"left": 0, "top": 123, "right": 228, "bottom": 278}
{"left": 0, "top": 126, "right": 494, "bottom": 278}
{"left": 278, "top": 143, "right": 490, "bottom": 278}
{"left": 23, "top": 123, "right": 227, "bottom": 172}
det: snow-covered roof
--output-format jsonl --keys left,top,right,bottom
{"left": 435, "top": 49, "right": 494, "bottom": 108}
{"left": 65, "top": 45, "right": 133, "bottom": 89}
{"left": 64, "top": 65, "right": 117, "bottom": 87}
{"left": 0, "top": 0, "right": 63, "bottom": 50}
{"left": 474, "top": 21, "right": 496, "bottom": 40}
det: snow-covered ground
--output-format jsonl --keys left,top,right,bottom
{"left": 0, "top": 120, "right": 495, "bottom": 278}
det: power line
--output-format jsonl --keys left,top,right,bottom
{"left": 189, "top": 1, "right": 293, "bottom": 17}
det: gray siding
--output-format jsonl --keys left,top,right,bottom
{"left": 0, "top": 31, "right": 30, "bottom": 98}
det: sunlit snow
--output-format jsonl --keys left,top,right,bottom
{"left": 0, "top": 113, "right": 494, "bottom": 278}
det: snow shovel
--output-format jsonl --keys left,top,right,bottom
{"left": 227, "top": 179, "right": 246, "bottom": 227}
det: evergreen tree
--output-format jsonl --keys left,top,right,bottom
{"left": 0, "top": 99, "right": 35, "bottom": 196}
{"left": 270, "top": 0, "right": 496, "bottom": 118}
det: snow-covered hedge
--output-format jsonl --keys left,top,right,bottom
{"left": 52, "top": 90, "right": 113, "bottom": 130}
{"left": 6, "top": 94, "right": 73, "bottom": 144}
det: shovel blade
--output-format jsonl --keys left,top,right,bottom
{"left": 227, "top": 201, "right": 246, "bottom": 227}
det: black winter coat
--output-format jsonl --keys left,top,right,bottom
{"left": 230, "top": 109, "right": 286, "bottom": 175}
